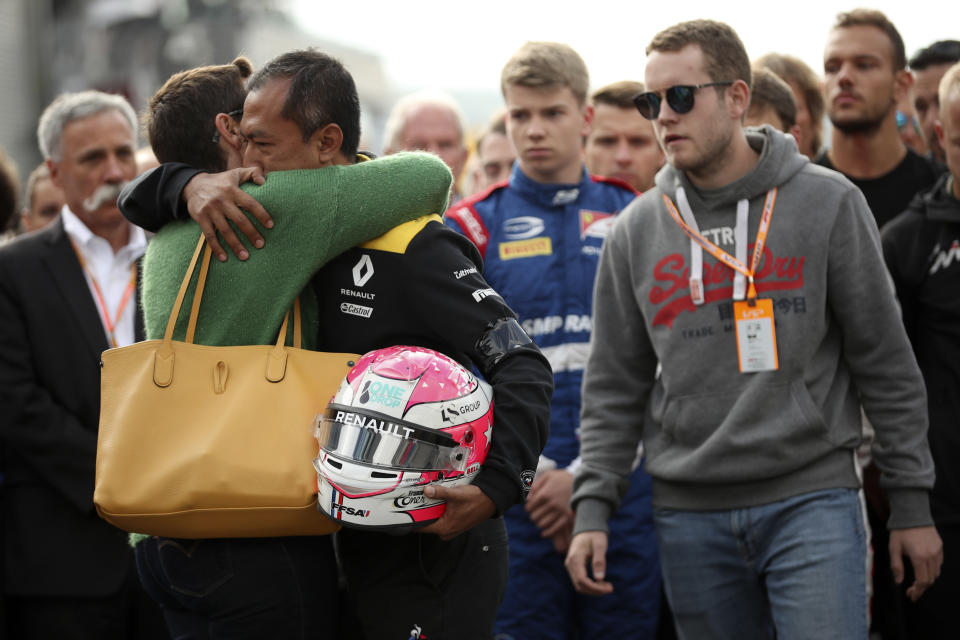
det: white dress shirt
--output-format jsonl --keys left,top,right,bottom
{"left": 61, "top": 206, "right": 146, "bottom": 348}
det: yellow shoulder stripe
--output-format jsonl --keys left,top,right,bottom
{"left": 359, "top": 214, "right": 442, "bottom": 253}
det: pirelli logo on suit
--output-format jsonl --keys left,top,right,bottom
{"left": 498, "top": 237, "right": 553, "bottom": 261}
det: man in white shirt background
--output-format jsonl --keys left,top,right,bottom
{"left": 0, "top": 90, "right": 165, "bottom": 640}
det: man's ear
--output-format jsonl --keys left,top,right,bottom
{"left": 894, "top": 68, "right": 913, "bottom": 104}
{"left": 581, "top": 103, "right": 595, "bottom": 138}
{"left": 313, "top": 123, "right": 344, "bottom": 164}
{"left": 789, "top": 124, "right": 804, "bottom": 152}
{"left": 936, "top": 120, "right": 944, "bottom": 149}
{"left": 214, "top": 113, "right": 244, "bottom": 151}
{"left": 728, "top": 79, "right": 751, "bottom": 120}
{"left": 45, "top": 158, "right": 62, "bottom": 189}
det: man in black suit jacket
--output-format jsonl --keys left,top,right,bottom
{"left": 0, "top": 91, "right": 166, "bottom": 639}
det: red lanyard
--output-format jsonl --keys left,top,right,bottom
{"left": 71, "top": 241, "right": 136, "bottom": 348}
{"left": 662, "top": 188, "right": 778, "bottom": 301}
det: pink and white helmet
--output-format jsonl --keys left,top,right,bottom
{"left": 313, "top": 345, "right": 493, "bottom": 530}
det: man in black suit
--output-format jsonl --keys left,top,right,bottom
{"left": 0, "top": 91, "right": 166, "bottom": 639}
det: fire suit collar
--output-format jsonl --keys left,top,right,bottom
{"left": 509, "top": 164, "right": 589, "bottom": 208}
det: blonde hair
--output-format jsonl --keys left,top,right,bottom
{"left": 501, "top": 42, "right": 589, "bottom": 105}
{"left": 939, "top": 61, "right": 960, "bottom": 109}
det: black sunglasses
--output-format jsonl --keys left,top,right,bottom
{"left": 632, "top": 82, "right": 734, "bottom": 120}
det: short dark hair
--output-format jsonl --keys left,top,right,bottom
{"left": 909, "top": 40, "right": 960, "bottom": 71}
{"left": 748, "top": 69, "right": 797, "bottom": 132}
{"left": 591, "top": 81, "right": 646, "bottom": 110}
{"left": 0, "top": 145, "right": 18, "bottom": 231}
{"left": 754, "top": 53, "right": 824, "bottom": 134}
{"left": 647, "top": 20, "right": 751, "bottom": 90}
{"left": 144, "top": 57, "right": 252, "bottom": 171}
{"left": 833, "top": 9, "right": 907, "bottom": 70}
{"left": 247, "top": 49, "right": 361, "bottom": 158}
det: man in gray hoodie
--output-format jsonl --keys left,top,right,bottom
{"left": 565, "top": 19, "right": 942, "bottom": 639}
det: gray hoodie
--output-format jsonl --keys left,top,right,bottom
{"left": 572, "top": 126, "right": 934, "bottom": 534}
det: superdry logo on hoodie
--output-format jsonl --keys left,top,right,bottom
{"left": 650, "top": 247, "right": 806, "bottom": 328}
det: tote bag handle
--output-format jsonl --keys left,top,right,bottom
{"left": 154, "top": 234, "right": 301, "bottom": 386}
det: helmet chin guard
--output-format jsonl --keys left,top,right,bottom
{"left": 314, "top": 346, "right": 492, "bottom": 530}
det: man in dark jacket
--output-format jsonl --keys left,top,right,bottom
{"left": 882, "top": 61, "right": 960, "bottom": 640}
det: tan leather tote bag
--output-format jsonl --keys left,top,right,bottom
{"left": 95, "top": 234, "right": 356, "bottom": 538}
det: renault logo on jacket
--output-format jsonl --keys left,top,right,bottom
{"left": 352, "top": 254, "right": 374, "bottom": 287}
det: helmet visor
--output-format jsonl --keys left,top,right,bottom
{"left": 315, "top": 405, "right": 469, "bottom": 473}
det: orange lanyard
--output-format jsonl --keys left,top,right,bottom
{"left": 71, "top": 241, "right": 136, "bottom": 348}
{"left": 663, "top": 188, "right": 778, "bottom": 301}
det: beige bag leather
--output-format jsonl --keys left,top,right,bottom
{"left": 95, "top": 235, "right": 357, "bottom": 538}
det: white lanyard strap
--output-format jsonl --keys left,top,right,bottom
{"left": 675, "top": 188, "right": 750, "bottom": 305}
{"left": 675, "top": 188, "right": 704, "bottom": 304}
{"left": 733, "top": 199, "right": 749, "bottom": 301}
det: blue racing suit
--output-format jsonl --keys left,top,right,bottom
{"left": 446, "top": 165, "right": 661, "bottom": 640}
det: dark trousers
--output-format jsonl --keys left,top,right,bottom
{"left": 5, "top": 565, "right": 168, "bottom": 640}
{"left": 134, "top": 535, "right": 337, "bottom": 640}
{"left": 337, "top": 517, "right": 509, "bottom": 640}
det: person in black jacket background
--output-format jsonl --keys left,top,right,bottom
{"left": 882, "top": 61, "right": 960, "bottom": 640}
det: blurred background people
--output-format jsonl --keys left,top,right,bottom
{"left": 816, "top": 9, "right": 943, "bottom": 229}
{"left": 754, "top": 52, "right": 826, "bottom": 159}
{"left": 745, "top": 68, "right": 802, "bottom": 141}
{"left": 909, "top": 40, "right": 960, "bottom": 164}
{"left": 584, "top": 80, "right": 664, "bottom": 192}
{"left": 134, "top": 146, "right": 160, "bottom": 175}
{"left": 0, "top": 89, "right": 165, "bottom": 640}
{"left": 470, "top": 111, "right": 516, "bottom": 194}
{"left": 882, "top": 60, "right": 960, "bottom": 640}
{"left": 19, "top": 163, "right": 65, "bottom": 233}
{"left": 896, "top": 93, "right": 927, "bottom": 155}
{"left": 0, "top": 147, "right": 18, "bottom": 245}
{"left": 384, "top": 89, "right": 469, "bottom": 201}
{"left": 448, "top": 41, "right": 660, "bottom": 640}
{"left": 816, "top": 10, "right": 946, "bottom": 639}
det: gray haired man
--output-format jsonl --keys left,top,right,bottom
{"left": 0, "top": 91, "right": 166, "bottom": 639}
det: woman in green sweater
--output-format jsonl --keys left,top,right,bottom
{"left": 118, "top": 53, "right": 452, "bottom": 639}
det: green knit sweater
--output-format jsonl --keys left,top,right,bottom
{"left": 142, "top": 151, "right": 452, "bottom": 348}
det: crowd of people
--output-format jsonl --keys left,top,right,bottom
{"left": 0, "top": 6, "right": 958, "bottom": 640}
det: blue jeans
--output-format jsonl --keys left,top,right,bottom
{"left": 654, "top": 488, "right": 868, "bottom": 640}
{"left": 134, "top": 536, "right": 337, "bottom": 640}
